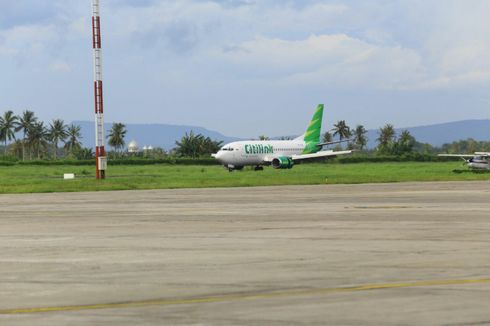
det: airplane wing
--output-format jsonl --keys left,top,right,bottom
{"left": 291, "top": 150, "right": 352, "bottom": 161}
{"left": 438, "top": 154, "right": 475, "bottom": 158}
{"left": 263, "top": 150, "right": 352, "bottom": 163}
{"left": 262, "top": 150, "right": 352, "bottom": 169}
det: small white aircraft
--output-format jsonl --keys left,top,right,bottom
{"left": 438, "top": 152, "right": 490, "bottom": 170}
{"left": 212, "top": 104, "right": 352, "bottom": 171}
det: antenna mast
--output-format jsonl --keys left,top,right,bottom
{"left": 92, "top": 0, "right": 106, "bottom": 179}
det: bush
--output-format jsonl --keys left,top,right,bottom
{"left": 0, "top": 157, "right": 219, "bottom": 166}
{"left": 17, "top": 160, "right": 93, "bottom": 166}
{"left": 0, "top": 155, "right": 19, "bottom": 163}
{"left": 107, "top": 157, "right": 219, "bottom": 166}
{"left": 335, "top": 153, "right": 461, "bottom": 164}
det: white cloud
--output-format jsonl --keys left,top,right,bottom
{"left": 0, "top": 24, "right": 59, "bottom": 57}
{"left": 216, "top": 34, "right": 425, "bottom": 89}
{"left": 49, "top": 62, "right": 72, "bottom": 73}
{"left": 2, "top": 0, "right": 490, "bottom": 136}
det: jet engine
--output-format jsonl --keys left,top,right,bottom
{"left": 271, "top": 157, "right": 294, "bottom": 169}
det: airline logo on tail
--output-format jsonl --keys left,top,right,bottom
{"left": 302, "top": 104, "right": 324, "bottom": 154}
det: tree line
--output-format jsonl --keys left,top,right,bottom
{"left": 0, "top": 110, "right": 223, "bottom": 160}
{"left": 0, "top": 110, "right": 85, "bottom": 160}
{"left": 321, "top": 121, "right": 416, "bottom": 155}
{"left": 323, "top": 121, "right": 490, "bottom": 155}
{"left": 0, "top": 110, "right": 138, "bottom": 160}
{"left": 2, "top": 109, "right": 489, "bottom": 161}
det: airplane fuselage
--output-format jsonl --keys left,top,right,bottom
{"left": 213, "top": 140, "right": 307, "bottom": 168}
{"left": 468, "top": 157, "right": 490, "bottom": 170}
{"left": 211, "top": 104, "right": 352, "bottom": 170}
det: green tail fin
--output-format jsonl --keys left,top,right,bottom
{"left": 303, "top": 104, "right": 324, "bottom": 144}
{"left": 302, "top": 104, "right": 324, "bottom": 154}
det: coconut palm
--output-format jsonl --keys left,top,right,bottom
{"left": 175, "top": 131, "right": 203, "bottom": 158}
{"left": 0, "top": 110, "right": 19, "bottom": 155}
{"left": 27, "top": 122, "right": 49, "bottom": 159}
{"left": 333, "top": 120, "right": 351, "bottom": 141}
{"left": 377, "top": 124, "right": 396, "bottom": 154}
{"left": 15, "top": 110, "right": 37, "bottom": 160}
{"left": 353, "top": 125, "right": 368, "bottom": 150}
{"left": 107, "top": 122, "right": 127, "bottom": 155}
{"left": 64, "top": 124, "right": 83, "bottom": 154}
{"left": 48, "top": 119, "right": 68, "bottom": 159}
{"left": 175, "top": 131, "right": 222, "bottom": 158}
{"left": 199, "top": 136, "right": 223, "bottom": 156}
{"left": 395, "top": 130, "right": 415, "bottom": 154}
{"left": 322, "top": 131, "right": 333, "bottom": 143}
{"left": 9, "top": 140, "right": 23, "bottom": 159}
{"left": 74, "top": 147, "right": 94, "bottom": 160}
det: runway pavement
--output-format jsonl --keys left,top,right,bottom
{"left": 1, "top": 181, "right": 490, "bottom": 325}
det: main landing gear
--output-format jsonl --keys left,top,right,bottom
{"left": 226, "top": 165, "right": 262, "bottom": 172}
{"left": 227, "top": 165, "right": 244, "bottom": 172}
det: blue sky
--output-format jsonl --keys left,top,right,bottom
{"left": 1, "top": 0, "right": 490, "bottom": 137}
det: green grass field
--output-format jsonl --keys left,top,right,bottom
{"left": 1, "top": 161, "right": 489, "bottom": 194}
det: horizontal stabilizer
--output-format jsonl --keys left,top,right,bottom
{"left": 317, "top": 139, "right": 352, "bottom": 147}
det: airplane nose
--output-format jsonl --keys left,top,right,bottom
{"left": 213, "top": 152, "right": 223, "bottom": 162}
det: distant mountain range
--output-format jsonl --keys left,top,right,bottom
{"left": 73, "top": 119, "right": 490, "bottom": 150}
{"left": 365, "top": 119, "right": 490, "bottom": 148}
{"left": 74, "top": 121, "right": 241, "bottom": 150}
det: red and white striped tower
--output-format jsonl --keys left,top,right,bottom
{"left": 92, "top": 0, "right": 106, "bottom": 179}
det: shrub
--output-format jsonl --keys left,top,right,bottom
{"left": 335, "top": 153, "right": 460, "bottom": 164}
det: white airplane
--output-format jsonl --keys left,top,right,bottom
{"left": 438, "top": 152, "right": 490, "bottom": 170}
{"left": 212, "top": 104, "right": 352, "bottom": 171}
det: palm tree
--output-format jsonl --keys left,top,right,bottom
{"left": 322, "top": 131, "right": 333, "bottom": 143}
{"left": 377, "top": 124, "right": 396, "bottom": 154}
{"left": 395, "top": 130, "right": 415, "bottom": 154}
{"left": 353, "top": 125, "right": 368, "bottom": 150}
{"left": 15, "top": 110, "right": 37, "bottom": 160}
{"left": 333, "top": 120, "right": 351, "bottom": 141}
{"left": 64, "top": 124, "right": 83, "bottom": 155}
{"left": 74, "top": 147, "right": 94, "bottom": 160}
{"left": 48, "top": 119, "right": 68, "bottom": 159}
{"left": 0, "top": 110, "right": 19, "bottom": 155}
{"left": 175, "top": 131, "right": 222, "bottom": 158}
{"left": 259, "top": 135, "right": 270, "bottom": 141}
{"left": 107, "top": 123, "right": 127, "bottom": 155}
{"left": 9, "top": 140, "right": 23, "bottom": 159}
{"left": 175, "top": 131, "right": 203, "bottom": 158}
{"left": 199, "top": 136, "right": 223, "bottom": 156}
{"left": 27, "top": 122, "right": 49, "bottom": 159}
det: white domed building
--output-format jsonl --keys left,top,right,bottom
{"left": 128, "top": 140, "right": 139, "bottom": 153}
